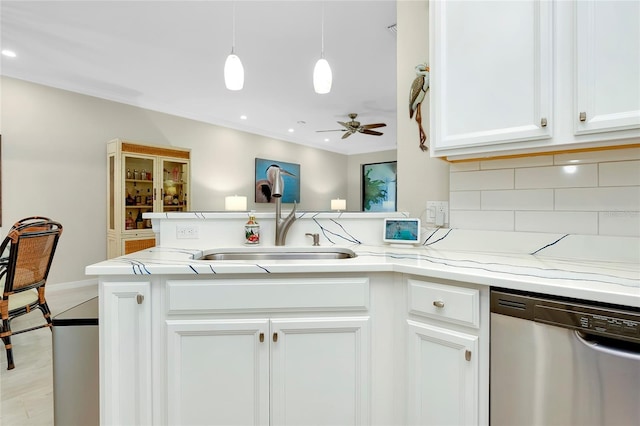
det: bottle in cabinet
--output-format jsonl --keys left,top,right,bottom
{"left": 125, "top": 212, "right": 135, "bottom": 230}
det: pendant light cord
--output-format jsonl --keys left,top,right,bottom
{"left": 231, "top": 1, "right": 236, "bottom": 54}
{"left": 320, "top": 2, "right": 325, "bottom": 59}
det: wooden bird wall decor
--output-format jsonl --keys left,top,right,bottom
{"left": 409, "top": 63, "right": 430, "bottom": 151}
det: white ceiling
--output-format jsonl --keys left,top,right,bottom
{"left": 1, "top": 0, "right": 397, "bottom": 155}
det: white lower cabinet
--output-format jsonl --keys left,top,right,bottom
{"left": 99, "top": 274, "right": 488, "bottom": 425}
{"left": 166, "top": 316, "right": 370, "bottom": 426}
{"left": 406, "top": 321, "right": 478, "bottom": 426}
{"left": 405, "top": 278, "right": 486, "bottom": 426}
{"left": 100, "top": 281, "right": 153, "bottom": 426}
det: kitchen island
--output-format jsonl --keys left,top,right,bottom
{"left": 86, "top": 212, "right": 639, "bottom": 425}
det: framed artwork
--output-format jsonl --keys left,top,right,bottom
{"left": 362, "top": 161, "right": 397, "bottom": 212}
{"left": 255, "top": 158, "right": 300, "bottom": 203}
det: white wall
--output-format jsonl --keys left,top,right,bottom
{"left": 450, "top": 147, "right": 640, "bottom": 236}
{"left": 0, "top": 77, "right": 350, "bottom": 285}
{"left": 396, "top": 0, "right": 450, "bottom": 221}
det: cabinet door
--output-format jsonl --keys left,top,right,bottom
{"left": 123, "top": 153, "right": 156, "bottom": 232}
{"left": 159, "top": 157, "right": 190, "bottom": 212}
{"left": 407, "top": 320, "right": 478, "bottom": 426}
{"left": 430, "top": 0, "right": 553, "bottom": 153}
{"left": 575, "top": 0, "right": 640, "bottom": 134}
{"left": 166, "top": 319, "right": 269, "bottom": 426}
{"left": 270, "top": 317, "right": 371, "bottom": 426}
{"left": 100, "top": 281, "right": 152, "bottom": 426}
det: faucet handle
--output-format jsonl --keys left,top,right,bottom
{"left": 305, "top": 233, "right": 320, "bottom": 246}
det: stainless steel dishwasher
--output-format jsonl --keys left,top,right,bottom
{"left": 490, "top": 288, "right": 640, "bottom": 426}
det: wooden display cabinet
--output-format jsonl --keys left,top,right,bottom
{"left": 107, "top": 139, "right": 190, "bottom": 258}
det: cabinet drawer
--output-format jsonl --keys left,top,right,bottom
{"left": 166, "top": 277, "right": 369, "bottom": 314}
{"left": 407, "top": 280, "right": 479, "bottom": 328}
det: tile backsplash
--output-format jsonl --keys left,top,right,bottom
{"left": 449, "top": 147, "right": 640, "bottom": 236}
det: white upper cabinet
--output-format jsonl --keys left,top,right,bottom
{"left": 430, "top": 0, "right": 640, "bottom": 159}
{"left": 574, "top": 0, "right": 640, "bottom": 135}
{"left": 430, "top": 0, "right": 553, "bottom": 154}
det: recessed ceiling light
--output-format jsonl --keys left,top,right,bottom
{"left": 1, "top": 49, "right": 16, "bottom": 58}
{"left": 240, "top": 115, "right": 247, "bottom": 120}
{"left": 324, "top": 138, "right": 329, "bottom": 142}
{"left": 288, "top": 128, "right": 294, "bottom": 133}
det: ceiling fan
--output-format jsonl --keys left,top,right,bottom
{"left": 316, "top": 113, "right": 386, "bottom": 139}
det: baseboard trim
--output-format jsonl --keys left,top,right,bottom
{"left": 47, "top": 279, "right": 98, "bottom": 294}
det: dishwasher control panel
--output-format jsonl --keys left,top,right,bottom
{"left": 491, "top": 289, "right": 640, "bottom": 344}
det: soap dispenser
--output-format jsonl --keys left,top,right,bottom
{"left": 245, "top": 211, "right": 260, "bottom": 245}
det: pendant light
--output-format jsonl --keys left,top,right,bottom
{"left": 313, "top": 3, "right": 332, "bottom": 94}
{"left": 224, "top": 1, "right": 244, "bottom": 91}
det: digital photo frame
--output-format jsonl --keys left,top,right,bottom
{"left": 382, "top": 218, "right": 421, "bottom": 245}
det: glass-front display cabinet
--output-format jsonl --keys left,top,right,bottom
{"left": 107, "top": 139, "right": 190, "bottom": 258}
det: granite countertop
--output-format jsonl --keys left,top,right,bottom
{"left": 86, "top": 229, "right": 640, "bottom": 307}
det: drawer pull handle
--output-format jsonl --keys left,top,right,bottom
{"left": 540, "top": 117, "right": 547, "bottom": 127}
{"left": 136, "top": 293, "right": 144, "bottom": 305}
{"left": 259, "top": 333, "right": 264, "bottom": 343}
{"left": 273, "top": 332, "right": 278, "bottom": 343}
{"left": 433, "top": 300, "right": 445, "bottom": 308}
{"left": 579, "top": 112, "right": 587, "bottom": 122}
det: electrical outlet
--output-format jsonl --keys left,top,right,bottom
{"left": 176, "top": 225, "right": 199, "bottom": 239}
{"left": 426, "top": 201, "right": 448, "bottom": 226}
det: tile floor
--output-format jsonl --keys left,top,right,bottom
{"left": 0, "top": 284, "right": 97, "bottom": 426}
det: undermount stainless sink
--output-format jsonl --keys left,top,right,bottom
{"left": 199, "top": 247, "right": 357, "bottom": 261}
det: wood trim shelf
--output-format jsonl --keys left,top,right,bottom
{"left": 445, "top": 143, "right": 640, "bottom": 163}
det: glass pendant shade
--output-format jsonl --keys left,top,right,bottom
{"left": 224, "top": 53, "right": 244, "bottom": 91}
{"left": 313, "top": 57, "right": 332, "bottom": 94}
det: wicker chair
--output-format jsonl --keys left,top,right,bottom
{"left": 0, "top": 217, "right": 63, "bottom": 370}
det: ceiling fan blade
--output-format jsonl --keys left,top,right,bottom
{"left": 361, "top": 129, "right": 384, "bottom": 136}
{"left": 316, "top": 129, "right": 346, "bottom": 132}
{"left": 362, "top": 123, "right": 387, "bottom": 129}
{"left": 341, "top": 130, "right": 355, "bottom": 139}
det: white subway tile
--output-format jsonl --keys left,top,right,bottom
{"left": 480, "top": 155, "right": 553, "bottom": 170}
{"left": 554, "top": 147, "right": 640, "bottom": 165}
{"left": 599, "top": 211, "right": 640, "bottom": 237}
{"left": 515, "top": 164, "right": 597, "bottom": 189}
{"left": 450, "top": 191, "right": 481, "bottom": 210}
{"left": 555, "top": 187, "right": 640, "bottom": 211}
{"left": 599, "top": 160, "right": 640, "bottom": 187}
{"left": 450, "top": 210, "right": 514, "bottom": 231}
{"left": 515, "top": 211, "right": 598, "bottom": 235}
{"left": 450, "top": 169, "right": 514, "bottom": 191}
{"left": 482, "top": 189, "right": 553, "bottom": 211}
{"left": 450, "top": 161, "right": 480, "bottom": 172}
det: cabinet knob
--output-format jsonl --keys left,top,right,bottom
{"left": 136, "top": 293, "right": 144, "bottom": 304}
{"left": 465, "top": 350, "right": 472, "bottom": 361}
{"left": 273, "top": 332, "right": 278, "bottom": 343}
{"left": 540, "top": 117, "right": 547, "bottom": 127}
{"left": 579, "top": 112, "right": 587, "bottom": 122}
{"left": 259, "top": 333, "right": 265, "bottom": 343}
{"left": 433, "top": 300, "right": 445, "bottom": 308}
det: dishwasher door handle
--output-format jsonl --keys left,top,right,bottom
{"left": 574, "top": 331, "right": 640, "bottom": 361}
